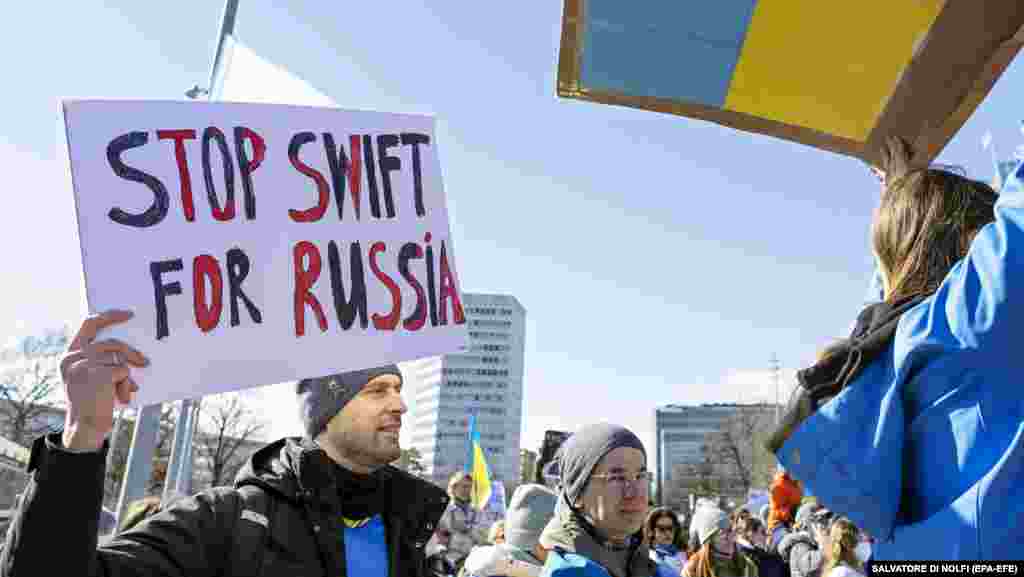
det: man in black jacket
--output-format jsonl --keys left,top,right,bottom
{"left": 0, "top": 309, "right": 449, "bottom": 577}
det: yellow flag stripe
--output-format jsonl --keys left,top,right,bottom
{"left": 724, "top": 0, "right": 944, "bottom": 141}
{"left": 471, "top": 442, "right": 493, "bottom": 510}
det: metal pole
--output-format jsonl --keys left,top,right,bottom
{"left": 104, "top": 408, "right": 124, "bottom": 473}
{"left": 161, "top": 399, "right": 192, "bottom": 504}
{"left": 208, "top": 0, "right": 240, "bottom": 96}
{"left": 175, "top": 400, "right": 200, "bottom": 496}
{"left": 771, "top": 353, "right": 780, "bottom": 425}
{"left": 113, "top": 0, "right": 241, "bottom": 528}
{"left": 160, "top": 0, "right": 241, "bottom": 502}
{"left": 115, "top": 403, "right": 163, "bottom": 527}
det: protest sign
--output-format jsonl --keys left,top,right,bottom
{"left": 62, "top": 100, "right": 467, "bottom": 406}
{"left": 557, "top": 1, "right": 1024, "bottom": 167}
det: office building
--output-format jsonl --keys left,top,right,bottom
{"left": 520, "top": 449, "right": 537, "bottom": 485}
{"left": 654, "top": 403, "right": 775, "bottom": 508}
{"left": 406, "top": 294, "right": 526, "bottom": 486}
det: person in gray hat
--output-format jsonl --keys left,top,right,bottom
{"left": 681, "top": 508, "right": 759, "bottom": 577}
{"left": 0, "top": 309, "right": 449, "bottom": 577}
{"left": 461, "top": 484, "right": 558, "bottom": 577}
{"left": 439, "top": 471, "right": 489, "bottom": 568}
{"left": 779, "top": 506, "right": 831, "bottom": 577}
{"left": 793, "top": 502, "right": 823, "bottom": 534}
{"left": 537, "top": 423, "right": 674, "bottom": 577}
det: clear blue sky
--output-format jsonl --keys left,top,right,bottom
{"left": 3, "top": 1, "right": 1022, "bottom": 460}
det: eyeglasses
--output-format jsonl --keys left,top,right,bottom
{"left": 590, "top": 471, "right": 653, "bottom": 491}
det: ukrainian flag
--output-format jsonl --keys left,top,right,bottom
{"left": 561, "top": 0, "right": 945, "bottom": 142}
{"left": 465, "top": 415, "right": 493, "bottom": 511}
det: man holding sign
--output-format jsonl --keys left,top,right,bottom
{"left": 0, "top": 99, "right": 469, "bottom": 576}
{"left": 0, "top": 309, "right": 450, "bottom": 576}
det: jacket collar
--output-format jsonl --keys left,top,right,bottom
{"left": 541, "top": 496, "right": 656, "bottom": 577}
{"left": 766, "top": 295, "right": 927, "bottom": 453}
{"left": 235, "top": 437, "right": 450, "bottom": 545}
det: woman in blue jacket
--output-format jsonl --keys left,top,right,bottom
{"left": 767, "top": 137, "right": 1022, "bottom": 560}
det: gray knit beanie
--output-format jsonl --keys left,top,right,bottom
{"left": 794, "top": 502, "right": 821, "bottom": 530}
{"left": 557, "top": 423, "right": 646, "bottom": 508}
{"left": 504, "top": 484, "right": 557, "bottom": 551}
{"left": 698, "top": 509, "right": 729, "bottom": 546}
{"left": 295, "top": 364, "right": 403, "bottom": 439}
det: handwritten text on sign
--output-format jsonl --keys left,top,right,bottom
{"left": 64, "top": 100, "right": 467, "bottom": 406}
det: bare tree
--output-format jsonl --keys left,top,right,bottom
{"left": 146, "top": 404, "right": 181, "bottom": 495}
{"left": 0, "top": 329, "right": 68, "bottom": 447}
{"left": 99, "top": 404, "right": 178, "bottom": 507}
{"left": 194, "top": 393, "right": 266, "bottom": 489}
{"left": 679, "top": 444, "right": 724, "bottom": 497}
{"left": 705, "top": 405, "right": 776, "bottom": 498}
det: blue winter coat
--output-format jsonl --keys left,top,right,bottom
{"left": 775, "top": 190, "right": 1024, "bottom": 560}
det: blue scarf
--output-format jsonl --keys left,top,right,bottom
{"left": 343, "top": 514, "right": 388, "bottom": 577}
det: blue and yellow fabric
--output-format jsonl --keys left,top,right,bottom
{"left": 557, "top": 1, "right": 1023, "bottom": 163}
{"left": 466, "top": 415, "right": 493, "bottom": 510}
{"left": 342, "top": 515, "right": 389, "bottom": 576}
{"left": 776, "top": 185, "right": 1024, "bottom": 559}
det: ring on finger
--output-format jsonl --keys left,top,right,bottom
{"left": 111, "top": 351, "right": 122, "bottom": 366}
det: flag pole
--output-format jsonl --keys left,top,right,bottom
{"left": 158, "top": 0, "right": 241, "bottom": 514}
{"left": 208, "top": 0, "right": 240, "bottom": 96}
{"left": 467, "top": 414, "right": 476, "bottom": 507}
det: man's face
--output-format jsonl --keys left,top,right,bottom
{"left": 319, "top": 374, "right": 406, "bottom": 470}
{"left": 577, "top": 447, "right": 649, "bottom": 541}
{"left": 453, "top": 478, "right": 472, "bottom": 501}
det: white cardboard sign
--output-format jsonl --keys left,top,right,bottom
{"left": 63, "top": 100, "right": 468, "bottom": 406}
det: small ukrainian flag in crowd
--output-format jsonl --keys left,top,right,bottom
{"left": 465, "top": 415, "right": 493, "bottom": 511}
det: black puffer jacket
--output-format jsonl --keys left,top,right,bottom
{"left": 1, "top": 434, "right": 449, "bottom": 577}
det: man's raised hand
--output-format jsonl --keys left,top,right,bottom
{"left": 60, "top": 310, "right": 149, "bottom": 451}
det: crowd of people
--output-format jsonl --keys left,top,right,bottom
{"left": 0, "top": 135, "right": 1020, "bottom": 575}
{"left": 426, "top": 462, "right": 873, "bottom": 577}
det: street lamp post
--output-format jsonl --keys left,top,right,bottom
{"left": 771, "top": 353, "right": 781, "bottom": 425}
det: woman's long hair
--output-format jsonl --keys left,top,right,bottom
{"left": 873, "top": 169, "right": 996, "bottom": 303}
{"left": 683, "top": 542, "right": 756, "bottom": 577}
{"left": 686, "top": 543, "right": 717, "bottom": 577}
{"left": 822, "top": 517, "right": 862, "bottom": 575}
{"left": 644, "top": 507, "right": 684, "bottom": 549}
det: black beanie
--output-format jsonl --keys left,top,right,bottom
{"left": 295, "top": 364, "right": 403, "bottom": 439}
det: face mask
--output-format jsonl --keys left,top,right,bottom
{"left": 855, "top": 542, "right": 872, "bottom": 563}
